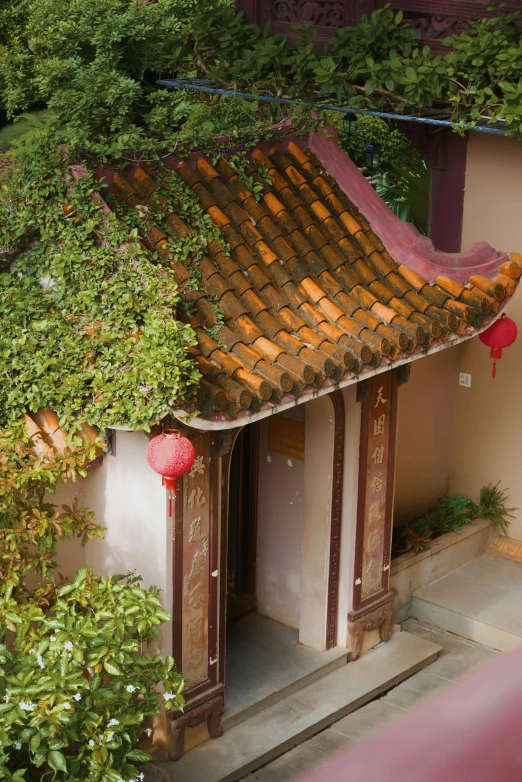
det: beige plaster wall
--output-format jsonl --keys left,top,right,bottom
{"left": 394, "top": 348, "right": 459, "bottom": 525}
{"left": 452, "top": 133, "right": 522, "bottom": 541}
{"left": 56, "top": 430, "right": 172, "bottom": 652}
{"left": 256, "top": 408, "right": 305, "bottom": 629}
{"left": 54, "top": 475, "right": 89, "bottom": 580}
{"left": 300, "top": 396, "right": 334, "bottom": 650}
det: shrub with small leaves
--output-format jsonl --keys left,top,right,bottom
{"left": 0, "top": 569, "right": 183, "bottom": 782}
{"left": 0, "top": 423, "right": 104, "bottom": 605}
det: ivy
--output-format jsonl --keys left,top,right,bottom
{"left": 0, "top": 135, "right": 206, "bottom": 434}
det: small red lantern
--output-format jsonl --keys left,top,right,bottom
{"left": 479, "top": 314, "right": 518, "bottom": 378}
{"left": 146, "top": 429, "right": 196, "bottom": 515}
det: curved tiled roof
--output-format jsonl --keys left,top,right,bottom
{"left": 108, "top": 136, "right": 520, "bottom": 426}
{"left": 23, "top": 409, "right": 100, "bottom": 459}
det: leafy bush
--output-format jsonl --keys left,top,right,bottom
{"left": 0, "top": 428, "right": 184, "bottom": 781}
{"left": 0, "top": 423, "right": 104, "bottom": 602}
{"left": 0, "top": 569, "right": 183, "bottom": 782}
{"left": 392, "top": 484, "right": 516, "bottom": 557}
{"left": 327, "top": 113, "right": 431, "bottom": 235}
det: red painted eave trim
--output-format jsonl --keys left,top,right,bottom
{"left": 306, "top": 130, "right": 509, "bottom": 284}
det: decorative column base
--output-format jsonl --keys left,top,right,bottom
{"left": 347, "top": 591, "right": 394, "bottom": 662}
{"left": 167, "top": 690, "right": 224, "bottom": 761}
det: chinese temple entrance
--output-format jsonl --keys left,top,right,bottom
{"left": 226, "top": 424, "right": 259, "bottom": 624}
{"left": 223, "top": 396, "right": 349, "bottom": 727}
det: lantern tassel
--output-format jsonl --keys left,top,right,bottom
{"left": 492, "top": 359, "right": 496, "bottom": 379}
{"left": 168, "top": 489, "right": 173, "bottom": 518}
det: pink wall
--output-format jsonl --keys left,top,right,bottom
{"left": 256, "top": 409, "right": 305, "bottom": 629}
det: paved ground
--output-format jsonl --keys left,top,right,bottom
{"left": 241, "top": 619, "right": 501, "bottom": 782}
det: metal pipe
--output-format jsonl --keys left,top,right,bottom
{"left": 158, "top": 79, "right": 511, "bottom": 136}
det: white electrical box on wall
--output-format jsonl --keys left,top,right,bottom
{"left": 459, "top": 372, "right": 472, "bottom": 388}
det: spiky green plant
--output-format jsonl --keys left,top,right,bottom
{"left": 476, "top": 482, "right": 516, "bottom": 536}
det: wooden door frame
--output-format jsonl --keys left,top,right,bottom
{"left": 326, "top": 390, "right": 345, "bottom": 650}
{"left": 226, "top": 423, "right": 260, "bottom": 623}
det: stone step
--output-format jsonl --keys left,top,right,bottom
{"left": 411, "top": 553, "right": 522, "bottom": 654}
{"left": 222, "top": 645, "right": 348, "bottom": 731}
{"left": 158, "top": 631, "right": 441, "bottom": 782}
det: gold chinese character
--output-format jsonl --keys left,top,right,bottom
{"left": 365, "top": 559, "right": 379, "bottom": 583}
{"left": 189, "top": 617, "right": 204, "bottom": 643}
{"left": 370, "top": 474, "right": 384, "bottom": 494}
{"left": 372, "top": 444, "right": 385, "bottom": 465}
{"left": 373, "top": 413, "right": 386, "bottom": 436}
{"left": 374, "top": 386, "right": 388, "bottom": 408}
{"left": 367, "top": 530, "right": 381, "bottom": 552}
{"left": 188, "top": 584, "right": 205, "bottom": 609}
{"left": 187, "top": 648, "right": 205, "bottom": 671}
{"left": 189, "top": 517, "right": 202, "bottom": 542}
{"left": 368, "top": 502, "right": 382, "bottom": 523}
{"left": 189, "top": 551, "right": 205, "bottom": 580}
{"left": 188, "top": 486, "right": 206, "bottom": 509}
{"left": 189, "top": 455, "right": 205, "bottom": 478}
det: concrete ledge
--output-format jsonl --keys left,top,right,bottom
{"left": 391, "top": 519, "right": 491, "bottom": 623}
{"left": 410, "top": 597, "right": 521, "bottom": 654}
{"left": 159, "top": 631, "right": 441, "bottom": 782}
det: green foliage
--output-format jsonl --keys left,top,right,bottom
{"left": 0, "top": 423, "right": 104, "bottom": 604}
{"left": 327, "top": 113, "right": 430, "bottom": 233}
{"left": 0, "top": 428, "right": 184, "bottom": 780}
{"left": 0, "top": 134, "right": 205, "bottom": 433}
{"left": 475, "top": 482, "right": 516, "bottom": 535}
{"left": 0, "top": 0, "right": 196, "bottom": 151}
{"left": 1, "top": 1, "right": 521, "bottom": 148}
{"left": 392, "top": 484, "right": 516, "bottom": 557}
{"left": 186, "top": 5, "right": 522, "bottom": 137}
{"left": 0, "top": 568, "right": 183, "bottom": 782}
{"left": 374, "top": 159, "right": 430, "bottom": 235}
{"left": 331, "top": 114, "right": 420, "bottom": 171}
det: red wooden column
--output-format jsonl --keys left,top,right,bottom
{"left": 168, "top": 428, "right": 223, "bottom": 760}
{"left": 349, "top": 366, "right": 408, "bottom": 660}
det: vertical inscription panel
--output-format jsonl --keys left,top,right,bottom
{"left": 171, "top": 429, "right": 219, "bottom": 704}
{"left": 182, "top": 434, "right": 211, "bottom": 689}
{"left": 353, "top": 372, "right": 397, "bottom": 611}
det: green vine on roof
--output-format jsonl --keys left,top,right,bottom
{"left": 0, "top": 0, "right": 520, "bottom": 435}
{"left": 0, "top": 111, "right": 312, "bottom": 434}
{"left": 0, "top": 138, "right": 203, "bottom": 434}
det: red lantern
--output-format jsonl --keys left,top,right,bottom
{"left": 146, "top": 429, "right": 196, "bottom": 515}
{"left": 479, "top": 314, "right": 517, "bottom": 378}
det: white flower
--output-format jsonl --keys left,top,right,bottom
{"left": 50, "top": 636, "right": 57, "bottom": 642}
{"left": 3, "top": 694, "right": 9, "bottom": 703}
{"left": 88, "top": 739, "right": 95, "bottom": 747}
{"left": 36, "top": 653, "right": 45, "bottom": 670}
{"left": 64, "top": 641, "right": 73, "bottom": 652}
{"left": 126, "top": 685, "right": 136, "bottom": 693}
{"left": 63, "top": 703, "right": 71, "bottom": 710}
{"left": 145, "top": 728, "right": 153, "bottom": 737}
{"left": 138, "top": 775, "right": 145, "bottom": 781}
{"left": 163, "top": 692, "right": 175, "bottom": 701}
{"left": 107, "top": 719, "right": 120, "bottom": 727}
{"left": 106, "top": 732, "right": 114, "bottom": 742}
{"left": 19, "top": 701, "right": 37, "bottom": 712}
{"left": 15, "top": 742, "right": 21, "bottom": 750}
{"left": 74, "top": 693, "right": 82, "bottom": 702}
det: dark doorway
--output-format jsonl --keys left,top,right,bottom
{"left": 227, "top": 424, "right": 259, "bottom": 624}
